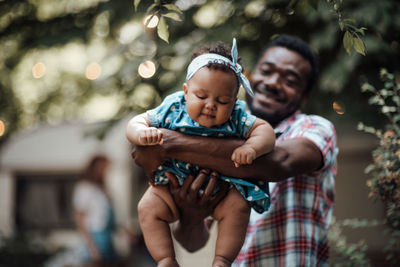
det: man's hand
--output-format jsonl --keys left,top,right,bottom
{"left": 166, "top": 170, "right": 229, "bottom": 252}
{"left": 132, "top": 144, "right": 166, "bottom": 181}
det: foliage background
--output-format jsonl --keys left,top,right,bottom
{"left": 1, "top": 0, "right": 399, "bottom": 146}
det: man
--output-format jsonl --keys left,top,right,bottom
{"left": 133, "top": 35, "right": 338, "bottom": 266}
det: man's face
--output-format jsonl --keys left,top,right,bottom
{"left": 248, "top": 46, "right": 311, "bottom": 127}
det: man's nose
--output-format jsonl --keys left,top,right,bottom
{"left": 264, "top": 73, "right": 281, "bottom": 91}
{"left": 265, "top": 73, "right": 280, "bottom": 85}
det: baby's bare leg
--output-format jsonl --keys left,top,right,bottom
{"left": 138, "top": 185, "right": 180, "bottom": 267}
{"left": 212, "top": 188, "right": 251, "bottom": 267}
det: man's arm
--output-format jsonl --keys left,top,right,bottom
{"left": 133, "top": 128, "right": 323, "bottom": 182}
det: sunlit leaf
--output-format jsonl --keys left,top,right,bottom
{"left": 343, "top": 31, "right": 353, "bottom": 54}
{"left": 163, "top": 4, "right": 182, "bottom": 14}
{"left": 339, "top": 21, "right": 344, "bottom": 31}
{"left": 157, "top": 16, "right": 169, "bottom": 43}
{"left": 361, "top": 83, "right": 375, "bottom": 93}
{"left": 353, "top": 36, "right": 366, "bottom": 56}
{"left": 392, "top": 96, "right": 400, "bottom": 106}
{"left": 134, "top": 0, "right": 141, "bottom": 11}
{"left": 163, "top": 12, "right": 182, "bottom": 21}
{"left": 344, "top": 18, "right": 356, "bottom": 23}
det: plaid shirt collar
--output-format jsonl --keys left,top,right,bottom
{"left": 274, "top": 110, "right": 301, "bottom": 138}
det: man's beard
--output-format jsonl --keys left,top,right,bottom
{"left": 248, "top": 100, "right": 300, "bottom": 128}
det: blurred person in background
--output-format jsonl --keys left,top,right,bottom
{"left": 73, "top": 155, "right": 121, "bottom": 267}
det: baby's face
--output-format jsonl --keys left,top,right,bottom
{"left": 184, "top": 67, "right": 238, "bottom": 127}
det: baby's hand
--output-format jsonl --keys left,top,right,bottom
{"left": 231, "top": 145, "right": 256, "bottom": 168}
{"left": 138, "top": 127, "right": 163, "bottom": 145}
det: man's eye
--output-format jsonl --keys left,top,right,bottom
{"left": 286, "top": 79, "right": 296, "bottom": 86}
{"left": 261, "top": 69, "right": 271, "bottom": 75}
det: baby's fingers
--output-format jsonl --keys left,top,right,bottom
{"left": 146, "top": 128, "right": 163, "bottom": 145}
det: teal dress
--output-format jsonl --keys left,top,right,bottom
{"left": 147, "top": 91, "right": 270, "bottom": 213}
{"left": 81, "top": 206, "right": 118, "bottom": 263}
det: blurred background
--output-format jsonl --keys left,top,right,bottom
{"left": 0, "top": 0, "right": 399, "bottom": 266}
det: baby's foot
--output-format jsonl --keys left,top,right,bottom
{"left": 212, "top": 255, "right": 232, "bottom": 267}
{"left": 158, "top": 257, "right": 180, "bottom": 267}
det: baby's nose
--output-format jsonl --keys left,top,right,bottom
{"left": 205, "top": 101, "right": 216, "bottom": 110}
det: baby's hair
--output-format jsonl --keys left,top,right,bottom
{"left": 191, "top": 41, "right": 243, "bottom": 89}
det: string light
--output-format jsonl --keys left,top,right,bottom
{"left": 0, "top": 120, "right": 5, "bottom": 137}
{"left": 32, "top": 62, "right": 46, "bottom": 78}
{"left": 86, "top": 62, "right": 101, "bottom": 80}
{"left": 138, "top": 60, "right": 156, "bottom": 78}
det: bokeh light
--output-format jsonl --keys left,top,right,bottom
{"left": 138, "top": 60, "right": 156, "bottom": 78}
{"left": 0, "top": 120, "right": 5, "bottom": 137}
{"left": 86, "top": 62, "right": 101, "bottom": 80}
{"left": 333, "top": 101, "right": 345, "bottom": 115}
{"left": 144, "top": 15, "right": 159, "bottom": 28}
{"left": 32, "top": 62, "right": 46, "bottom": 78}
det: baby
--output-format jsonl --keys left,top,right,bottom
{"left": 126, "top": 39, "right": 275, "bottom": 267}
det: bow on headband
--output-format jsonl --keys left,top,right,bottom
{"left": 186, "top": 38, "right": 254, "bottom": 97}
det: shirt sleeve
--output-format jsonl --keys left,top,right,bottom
{"left": 146, "top": 91, "right": 183, "bottom": 128}
{"left": 286, "top": 115, "right": 338, "bottom": 170}
{"left": 231, "top": 99, "right": 257, "bottom": 138}
{"left": 72, "top": 183, "right": 91, "bottom": 212}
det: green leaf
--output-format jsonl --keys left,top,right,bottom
{"left": 343, "top": 31, "right": 353, "bottom": 54}
{"left": 134, "top": 0, "right": 141, "bottom": 11}
{"left": 393, "top": 114, "right": 400, "bottom": 123}
{"left": 157, "top": 16, "right": 169, "bottom": 43}
{"left": 344, "top": 18, "right": 356, "bottom": 23}
{"left": 353, "top": 36, "right": 366, "bottom": 56}
{"left": 392, "top": 96, "right": 400, "bottom": 106}
{"left": 147, "top": 3, "right": 158, "bottom": 14}
{"left": 365, "top": 164, "right": 375, "bottom": 173}
{"left": 361, "top": 83, "right": 375, "bottom": 93}
{"left": 163, "top": 4, "right": 183, "bottom": 14}
{"left": 163, "top": 12, "right": 182, "bottom": 21}
{"left": 339, "top": 21, "right": 344, "bottom": 31}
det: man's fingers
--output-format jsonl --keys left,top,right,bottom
{"left": 210, "top": 181, "right": 229, "bottom": 208}
{"left": 189, "top": 169, "right": 209, "bottom": 200}
{"left": 166, "top": 172, "right": 179, "bottom": 188}
{"left": 180, "top": 174, "right": 194, "bottom": 199}
{"left": 201, "top": 171, "right": 218, "bottom": 202}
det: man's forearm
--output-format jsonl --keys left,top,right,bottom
{"left": 161, "top": 129, "right": 322, "bottom": 182}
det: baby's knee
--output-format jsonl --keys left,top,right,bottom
{"left": 214, "top": 190, "right": 250, "bottom": 220}
{"left": 234, "top": 197, "right": 251, "bottom": 218}
{"left": 137, "top": 196, "right": 154, "bottom": 223}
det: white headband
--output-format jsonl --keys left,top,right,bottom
{"left": 186, "top": 38, "right": 254, "bottom": 97}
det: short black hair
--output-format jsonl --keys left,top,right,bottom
{"left": 260, "top": 34, "right": 319, "bottom": 94}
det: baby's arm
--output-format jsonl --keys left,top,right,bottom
{"left": 231, "top": 118, "right": 275, "bottom": 167}
{"left": 126, "top": 113, "right": 163, "bottom": 146}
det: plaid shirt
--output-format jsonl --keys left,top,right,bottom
{"left": 233, "top": 111, "right": 338, "bottom": 267}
